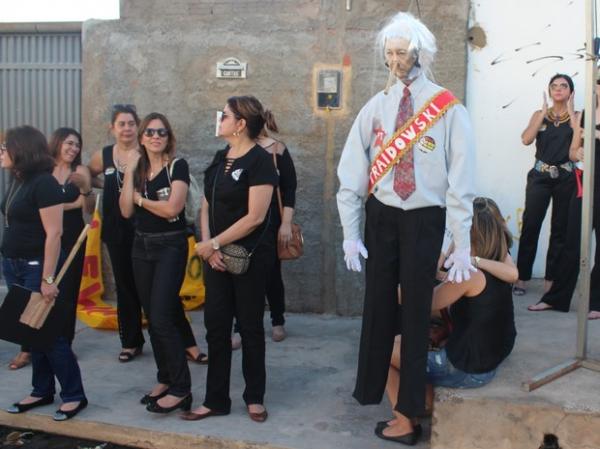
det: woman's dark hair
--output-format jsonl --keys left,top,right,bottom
{"left": 549, "top": 73, "right": 574, "bottom": 93}
{"left": 111, "top": 104, "right": 140, "bottom": 126}
{"left": 5, "top": 125, "right": 54, "bottom": 180}
{"left": 539, "top": 434, "right": 561, "bottom": 449}
{"left": 134, "top": 112, "right": 176, "bottom": 190}
{"left": 227, "top": 96, "right": 278, "bottom": 139}
{"left": 49, "top": 127, "right": 82, "bottom": 169}
{"left": 471, "top": 197, "right": 512, "bottom": 262}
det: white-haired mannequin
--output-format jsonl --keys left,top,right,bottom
{"left": 337, "top": 11, "right": 476, "bottom": 445}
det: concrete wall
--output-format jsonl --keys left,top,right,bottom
{"left": 82, "top": 0, "right": 470, "bottom": 315}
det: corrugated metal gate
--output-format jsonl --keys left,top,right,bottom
{"left": 0, "top": 30, "right": 81, "bottom": 136}
{"left": 0, "top": 26, "right": 82, "bottom": 279}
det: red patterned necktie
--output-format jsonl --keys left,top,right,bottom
{"left": 393, "top": 87, "right": 416, "bottom": 200}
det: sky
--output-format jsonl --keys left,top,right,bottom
{"left": 0, "top": 0, "right": 119, "bottom": 22}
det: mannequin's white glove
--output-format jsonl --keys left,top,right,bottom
{"left": 343, "top": 239, "right": 369, "bottom": 272}
{"left": 444, "top": 247, "right": 476, "bottom": 283}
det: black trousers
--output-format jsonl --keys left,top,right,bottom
{"left": 542, "top": 190, "right": 600, "bottom": 312}
{"left": 132, "top": 231, "right": 191, "bottom": 397}
{"left": 266, "top": 257, "right": 285, "bottom": 326}
{"left": 106, "top": 233, "right": 145, "bottom": 349}
{"left": 353, "top": 197, "right": 445, "bottom": 418}
{"left": 232, "top": 254, "right": 285, "bottom": 334}
{"left": 517, "top": 169, "right": 575, "bottom": 281}
{"left": 203, "top": 244, "right": 275, "bottom": 412}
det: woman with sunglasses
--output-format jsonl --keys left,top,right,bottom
{"left": 89, "top": 105, "right": 146, "bottom": 362}
{"left": 182, "top": 96, "right": 277, "bottom": 423}
{"left": 514, "top": 74, "right": 578, "bottom": 296}
{"left": 49, "top": 128, "right": 94, "bottom": 343}
{"left": 120, "top": 112, "right": 193, "bottom": 414}
{"left": 3, "top": 126, "right": 87, "bottom": 421}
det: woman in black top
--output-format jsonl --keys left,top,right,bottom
{"left": 120, "top": 112, "right": 193, "bottom": 414}
{"left": 531, "top": 80, "right": 600, "bottom": 319}
{"left": 231, "top": 116, "right": 298, "bottom": 348}
{"left": 49, "top": 128, "right": 94, "bottom": 343}
{"left": 2, "top": 126, "right": 87, "bottom": 421}
{"left": 514, "top": 74, "right": 578, "bottom": 296}
{"left": 89, "top": 105, "right": 145, "bottom": 361}
{"left": 377, "top": 197, "right": 518, "bottom": 444}
{"left": 182, "top": 96, "right": 277, "bottom": 423}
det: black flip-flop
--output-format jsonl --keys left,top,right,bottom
{"left": 512, "top": 286, "right": 526, "bottom": 296}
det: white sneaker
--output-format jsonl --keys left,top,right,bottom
{"left": 231, "top": 333, "right": 242, "bottom": 350}
{"left": 272, "top": 325, "right": 286, "bottom": 342}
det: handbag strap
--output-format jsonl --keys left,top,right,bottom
{"left": 210, "top": 158, "right": 271, "bottom": 256}
{"left": 271, "top": 150, "right": 284, "bottom": 217}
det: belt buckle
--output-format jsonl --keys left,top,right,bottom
{"left": 549, "top": 166, "right": 559, "bottom": 179}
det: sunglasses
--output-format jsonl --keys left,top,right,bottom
{"left": 143, "top": 128, "right": 169, "bottom": 138}
{"left": 112, "top": 103, "right": 137, "bottom": 112}
{"left": 220, "top": 112, "right": 241, "bottom": 122}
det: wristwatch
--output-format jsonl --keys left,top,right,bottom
{"left": 211, "top": 238, "right": 220, "bottom": 251}
{"left": 42, "top": 275, "right": 55, "bottom": 285}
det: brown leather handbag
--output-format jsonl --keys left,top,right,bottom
{"left": 272, "top": 151, "right": 304, "bottom": 260}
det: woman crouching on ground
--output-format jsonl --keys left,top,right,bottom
{"left": 377, "top": 197, "right": 518, "bottom": 445}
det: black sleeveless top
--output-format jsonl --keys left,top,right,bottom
{"left": 101, "top": 145, "right": 135, "bottom": 244}
{"left": 446, "top": 272, "right": 516, "bottom": 374}
{"left": 62, "top": 182, "right": 85, "bottom": 251}
{"left": 535, "top": 116, "right": 573, "bottom": 165}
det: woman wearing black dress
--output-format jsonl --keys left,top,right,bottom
{"left": 49, "top": 128, "right": 94, "bottom": 342}
{"left": 514, "top": 74, "right": 578, "bottom": 296}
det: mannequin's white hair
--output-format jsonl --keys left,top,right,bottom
{"left": 376, "top": 12, "right": 437, "bottom": 77}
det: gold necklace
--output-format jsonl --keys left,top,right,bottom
{"left": 4, "top": 181, "right": 23, "bottom": 228}
{"left": 547, "top": 108, "right": 570, "bottom": 127}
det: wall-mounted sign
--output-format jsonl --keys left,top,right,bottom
{"left": 216, "top": 57, "right": 247, "bottom": 79}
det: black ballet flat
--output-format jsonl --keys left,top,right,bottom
{"left": 140, "top": 389, "right": 168, "bottom": 405}
{"left": 146, "top": 394, "right": 192, "bottom": 414}
{"left": 7, "top": 395, "right": 54, "bottom": 414}
{"left": 375, "top": 424, "right": 419, "bottom": 446}
{"left": 53, "top": 398, "right": 88, "bottom": 421}
{"left": 375, "top": 421, "right": 422, "bottom": 438}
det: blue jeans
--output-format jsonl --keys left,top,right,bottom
{"left": 2, "top": 256, "right": 86, "bottom": 402}
{"left": 426, "top": 348, "right": 496, "bottom": 388}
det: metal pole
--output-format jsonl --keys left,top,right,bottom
{"left": 577, "top": 0, "right": 597, "bottom": 359}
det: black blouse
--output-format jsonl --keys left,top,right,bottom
{"left": 445, "top": 272, "right": 516, "bottom": 374}
{"left": 204, "top": 145, "right": 278, "bottom": 250}
{"left": 535, "top": 117, "right": 573, "bottom": 165}
{"left": 135, "top": 158, "right": 190, "bottom": 233}
{"left": 1, "top": 172, "right": 64, "bottom": 259}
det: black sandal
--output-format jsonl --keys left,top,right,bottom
{"left": 118, "top": 347, "right": 142, "bottom": 363}
{"left": 186, "top": 350, "right": 208, "bottom": 365}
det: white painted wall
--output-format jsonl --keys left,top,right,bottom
{"left": 466, "top": 0, "right": 587, "bottom": 278}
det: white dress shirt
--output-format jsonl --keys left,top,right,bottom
{"left": 337, "top": 73, "right": 475, "bottom": 250}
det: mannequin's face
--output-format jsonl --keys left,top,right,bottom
{"left": 384, "top": 37, "right": 417, "bottom": 81}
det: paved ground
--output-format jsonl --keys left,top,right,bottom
{"left": 0, "top": 280, "right": 599, "bottom": 449}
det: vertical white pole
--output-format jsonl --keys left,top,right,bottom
{"left": 577, "top": 0, "right": 597, "bottom": 359}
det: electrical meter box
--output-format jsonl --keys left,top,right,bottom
{"left": 317, "top": 70, "right": 341, "bottom": 109}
